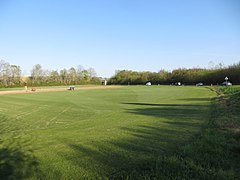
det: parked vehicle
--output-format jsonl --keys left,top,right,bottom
{"left": 222, "top": 81, "right": 232, "bottom": 86}
{"left": 196, "top": 82, "right": 203, "bottom": 86}
{"left": 146, "top": 82, "right": 151, "bottom": 86}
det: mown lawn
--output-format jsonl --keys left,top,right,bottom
{"left": 0, "top": 86, "right": 215, "bottom": 179}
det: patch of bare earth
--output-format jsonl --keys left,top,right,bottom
{"left": 0, "top": 86, "right": 125, "bottom": 96}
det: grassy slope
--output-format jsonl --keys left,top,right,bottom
{"left": 134, "top": 86, "right": 240, "bottom": 180}
{"left": 0, "top": 86, "right": 215, "bottom": 179}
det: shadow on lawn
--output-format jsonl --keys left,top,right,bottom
{"left": 0, "top": 115, "right": 40, "bottom": 180}
{"left": 123, "top": 102, "right": 209, "bottom": 123}
{"left": 61, "top": 101, "right": 211, "bottom": 178}
{"left": 178, "top": 97, "right": 212, "bottom": 101}
{"left": 64, "top": 125, "right": 184, "bottom": 178}
{"left": 123, "top": 102, "right": 209, "bottom": 107}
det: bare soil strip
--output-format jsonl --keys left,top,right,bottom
{"left": 0, "top": 86, "right": 124, "bottom": 96}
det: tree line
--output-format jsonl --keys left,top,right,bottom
{"left": 0, "top": 60, "right": 101, "bottom": 87}
{"left": 1, "top": 60, "right": 239, "bottom": 87}
{"left": 109, "top": 62, "right": 240, "bottom": 85}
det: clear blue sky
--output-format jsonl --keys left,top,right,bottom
{"left": 0, "top": 0, "right": 240, "bottom": 77}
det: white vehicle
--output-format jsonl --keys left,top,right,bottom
{"left": 146, "top": 82, "right": 151, "bottom": 86}
{"left": 222, "top": 81, "right": 232, "bottom": 86}
{"left": 196, "top": 83, "right": 203, "bottom": 86}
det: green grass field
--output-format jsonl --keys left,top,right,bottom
{"left": 0, "top": 86, "right": 216, "bottom": 179}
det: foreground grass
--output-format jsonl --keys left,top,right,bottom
{"left": 0, "top": 86, "right": 219, "bottom": 179}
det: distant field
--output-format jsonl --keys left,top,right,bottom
{"left": 0, "top": 84, "right": 99, "bottom": 91}
{"left": 0, "top": 86, "right": 215, "bottom": 179}
{"left": 0, "top": 85, "right": 123, "bottom": 96}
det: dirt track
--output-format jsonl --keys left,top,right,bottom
{"left": 0, "top": 86, "right": 125, "bottom": 96}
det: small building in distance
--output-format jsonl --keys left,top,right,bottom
{"left": 102, "top": 79, "right": 107, "bottom": 86}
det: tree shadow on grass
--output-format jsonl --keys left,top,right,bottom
{"left": 178, "top": 97, "right": 212, "bottom": 101}
{"left": 60, "top": 102, "right": 211, "bottom": 178}
{"left": 123, "top": 102, "right": 209, "bottom": 107}
{"left": 0, "top": 115, "right": 40, "bottom": 180}
{"left": 0, "top": 144, "right": 39, "bottom": 179}
{"left": 123, "top": 102, "right": 210, "bottom": 125}
{"left": 63, "top": 125, "right": 184, "bottom": 178}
